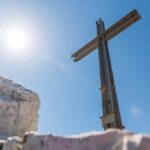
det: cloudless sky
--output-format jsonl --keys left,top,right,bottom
{"left": 0, "top": 0, "right": 149, "bottom": 135}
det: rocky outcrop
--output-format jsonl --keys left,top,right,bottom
{"left": 0, "top": 129, "right": 150, "bottom": 150}
{"left": 0, "top": 76, "right": 149, "bottom": 149}
{"left": 0, "top": 76, "right": 40, "bottom": 139}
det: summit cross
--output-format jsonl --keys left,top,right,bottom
{"left": 71, "top": 9, "right": 141, "bottom": 129}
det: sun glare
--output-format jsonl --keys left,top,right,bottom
{"left": 4, "top": 27, "right": 28, "bottom": 54}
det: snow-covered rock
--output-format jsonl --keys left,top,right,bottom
{"left": 1, "top": 129, "right": 150, "bottom": 150}
{"left": 0, "top": 76, "right": 40, "bottom": 139}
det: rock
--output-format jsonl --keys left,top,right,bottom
{"left": 0, "top": 129, "right": 150, "bottom": 150}
{"left": 0, "top": 76, "right": 40, "bottom": 139}
{"left": 2, "top": 137, "right": 22, "bottom": 150}
{"left": 21, "top": 129, "right": 150, "bottom": 150}
{"left": 21, "top": 130, "right": 130, "bottom": 150}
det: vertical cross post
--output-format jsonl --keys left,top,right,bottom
{"left": 96, "top": 19, "right": 124, "bottom": 129}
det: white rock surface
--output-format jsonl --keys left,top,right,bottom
{"left": 1, "top": 129, "right": 150, "bottom": 150}
{"left": 0, "top": 76, "right": 40, "bottom": 139}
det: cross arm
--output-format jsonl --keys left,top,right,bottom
{"left": 71, "top": 9, "right": 141, "bottom": 62}
{"left": 105, "top": 9, "right": 141, "bottom": 41}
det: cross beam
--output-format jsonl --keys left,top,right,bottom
{"left": 71, "top": 9, "right": 141, "bottom": 62}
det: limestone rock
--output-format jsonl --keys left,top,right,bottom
{"left": 21, "top": 129, "right": 150, "bottom": 150}
{"left": 0, "top": 129, "right": 150, "bottom": 150}
{"left": 0, "top": 76, "right": 40, "bottom": 139}
{"left": 2, "top": 137, "right": 22, "bottom": 150}
{"left": 22, "top": 130, "right": 130, "bottom": 150}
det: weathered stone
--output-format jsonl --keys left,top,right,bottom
{"left": 21, "top": 129, "right": 150, "bottom": 150}
{"left": 0, "top": 130, "right": 150, "bottom": 150}
{"left": 0, "top": 76, "right": 40, "bottom": 139}
{"left": 2, "top": 137, "right": 22, "bottom": 150}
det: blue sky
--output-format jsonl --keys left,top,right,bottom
{"left": 0, "top": 0, "right": 149, "bottom": 135}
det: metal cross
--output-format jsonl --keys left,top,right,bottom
{"left": 71, "top": 9, "right": 141, "bottom": 129}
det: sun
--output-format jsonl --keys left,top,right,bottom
{"left": 3, "top": 27, "right": 28, "bottom": 54}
